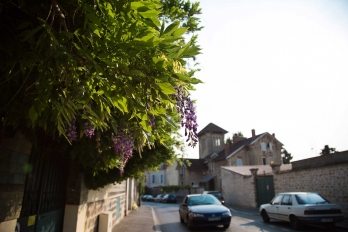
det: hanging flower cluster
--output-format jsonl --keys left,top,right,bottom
{"left": 84, "top": 121, "right": 95, "bottom": 138}
{"left": 173, "top": 86, "right": 198, "bottom": 147}
{"left": 148, "top": 114, "right": 155, "bottom": 128}
{"left": 65, "top": 118, "right": 77, "bottom": 142}
{"left": 113, "top": 129, "right": 134, "bottom": 176}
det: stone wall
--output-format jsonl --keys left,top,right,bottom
{"left": 221, "top": 168, "right": 256, "bottom": 208}
{"left": 221, "top": 152, "right": 348, "bottom": 218}
{"left": 0, "top": 131, "right": 31, "bottom": 231}
{"left": 63, "top": 176, "right": 130, "bottom": 232}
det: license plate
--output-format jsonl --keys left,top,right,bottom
{"left": 208, "top": 217, "right": 221, "bottom": 221}
{"left": 321, "top": 218, "right": 333, "bottom": 222}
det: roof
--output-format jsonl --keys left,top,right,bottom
{"left": 183, "top": 158, "right": 207, "bottom": 170}
{"left": 207, "top": 133, "right": 265, "bottom": 162}
{"left": 199, "top": 175, "right": 216, "bottom": 183}
{"left": 197, "top": 123, "right": 228, "bottom": 136}
{"left": 221, "top": 164, "right": 292, "bottom": 176}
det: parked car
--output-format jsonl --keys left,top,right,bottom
{"left": 142, "top": 195, "right": 154, "bottom": 202}
{"left": 259, "top": 192, "right": 344, "bottom": 230}
{"left": 154, "top": 194, "right": 164, "bottom": 203}
{"left": 203, "top": 191, "right": 224, "bottom": 204}
{"left": 161, "top": 194, "right": 177, "bottom": 203}
{"left": 179, "top": 194, "right": 232, "bottom": 230}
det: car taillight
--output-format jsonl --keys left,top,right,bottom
{"left": 304, "top": 210, "right": 316, "bottom": 215}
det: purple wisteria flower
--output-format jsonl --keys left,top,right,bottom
{"left": 65, "top": 118, "right": 77, "bottom": 142}
{"left": 148, "top": 114, "right": 155, "bottom": 128}
{"left": 113, "top": 129, "right": 134, "bottom": 176}
{"left": 173, "top": 86, "right": 198, "bottom": 147}
{"left": 84, "top": 121, "right": 95, "bottom": 138}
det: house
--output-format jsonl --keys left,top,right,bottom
{"left": 177, "top": 158, "right": 207, "bottom": 187}
{"left": 195, "top": 123, "right": 283, "bottom": 191}
{"left": 145, "top": 163, "right": 179, "bottom": 188}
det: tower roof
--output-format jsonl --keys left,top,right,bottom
{"left": 197, "top": 123, "right": 228, "bottom": 136}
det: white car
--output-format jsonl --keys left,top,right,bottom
{"left": 259, "top": 192, "right": 344, "bottom": 230}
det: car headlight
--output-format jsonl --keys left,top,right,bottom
{"left": 189, "top": 212, "right": 204, "bottom": 218}
{"left": 222, "top": 211, "right": 232, "bottom": 216}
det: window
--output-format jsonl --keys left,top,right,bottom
{"left": 213, "top": 137, "right": 221, "bottom": 148}
{"left": 272, "top": 195, "right": 283, "bottom": 205}
{"left": 263, "top": 157, "right": 267, "bottom": 165}
{"left": 161, "top": 175, "right": 163, "bottom": 183}
{"left": 261, "top": 142, "right": 266, "bottom": 151}
{"left": 237, "top": 158, "right": 242, "bottom": 166}
{"left": 191, "top": 181, "right": 195, "bottom": 186}
{"left": 269, "top": 143, "right": 272, "bottom": 150}
{"left": 281, "top": 195, "right": 292, "bottom": 205}
{"left": 152, "top": 175, "right": 155, "bottom": 183}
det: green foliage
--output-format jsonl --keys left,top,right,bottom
{"left": 233, "top": 131, "right": 244, "bottom": 137}
{"left": 320, "top": 145, "right": 336, "bottom": 155}
{"left": 282, "top": 149, "right": 293, "bottom": 164}
{"left": 161, "top": 185, "right": 190, "bottom": 193}
{"left": 0, "top": 0, "right": 202, "bottom": 188}
{"left": 226, "top": 137, "right": 232, "bottom": 144}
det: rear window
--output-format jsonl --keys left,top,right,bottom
{"left": 295, "top": 193, "right": 328, "bottom": 204}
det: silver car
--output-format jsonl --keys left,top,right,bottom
{"left": 259, "top": 192, "right": 344, "bottom": 230}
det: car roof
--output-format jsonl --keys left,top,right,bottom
{"left": 278, "top": 192, "right": 319, "bottom": 195}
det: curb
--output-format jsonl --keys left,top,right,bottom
{"left": 151, "top": 206, "right": 162, "bottom": 232}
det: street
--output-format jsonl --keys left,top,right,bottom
{"left": 143, "top": 201, "right": 346, "bottom": 232}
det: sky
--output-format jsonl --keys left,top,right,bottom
{"left": 183, "top": 0, "right": 348, "bottom": 161}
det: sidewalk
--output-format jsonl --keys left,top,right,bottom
{"left": 228, "top": 204, "right": 348, "bottom": 231}
{"left": 112, "top": 205, "right": 161, "bottom": 232}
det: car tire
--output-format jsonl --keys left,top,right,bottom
{"left": 290, "top": 215, "right": 302, "bottom": 230}
{"left": 223, "top": 224, "right": 230, "bottom": 229}
{"left": 187, "top": 216, "right": 194, "bottom": 230}
{"left": 261, "top": 210, "right": 270, "bottom": 223}
{"left": 179, "top": 213, "right": 184, "bottom": 223}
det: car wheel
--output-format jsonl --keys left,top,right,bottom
{"left": 187, "top": 216, "right": 194, "bottom": 230}
{"left": 223, "top": 224, "right": 230, "bottom": 229}
{"left": 290, "top": 215, "right": 302, "bottom": 230}
{"left": 261, "top": 210, "right": 270, "bottom": 223}
{"left": 179, "top": 213, "right": 184, "bottom": 223}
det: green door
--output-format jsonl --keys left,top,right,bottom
{"left": 256, "top": 176, "right": 275, "bottom": 207}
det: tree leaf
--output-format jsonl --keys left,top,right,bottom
{"left": 157, "top": 82, "right": 175, "bottom": 95}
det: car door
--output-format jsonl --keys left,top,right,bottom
{"left": 277, "top": 194, "right": 292, "bottom": 221}
{"left": 267, "top": 195, "right": 283, "bottom": 219}
{"left": 179, "top": 197, "right": 189, "bottom": 220}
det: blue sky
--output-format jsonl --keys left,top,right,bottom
{"left": 184, "top": 0, "right": 348, "bottom": 161}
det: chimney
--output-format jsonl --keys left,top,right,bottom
{"left": 233, "top": 135, "right": 246, "bottom": 143}
{"left": 252, "top": 129, "right": 255, "bottom": 137}
{"left": 225, "top": 143, "right": 230, "bottom": 155}
{"left": 272, "top": 133, "right": 275, "bottom": 138}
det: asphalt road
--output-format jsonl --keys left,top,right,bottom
{"left": 143, "top": 201, "right": 346, "bottom": 232}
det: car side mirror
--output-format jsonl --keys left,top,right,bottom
{"left": 221, "top": 200, "right": 225, "bottom": 205}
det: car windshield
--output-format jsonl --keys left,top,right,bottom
{"left": 188, "top": 195, "right": 221, "bottom": 206}
{"left": 295, "top": 193, "right": 329, "bottom": 204}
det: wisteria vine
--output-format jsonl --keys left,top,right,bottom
{"left": 173, "top": 86, "right": 198, "bottom": 147}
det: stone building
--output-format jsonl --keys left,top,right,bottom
{"left": 194, "top": 123, "right": 283, "bottom": 191}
